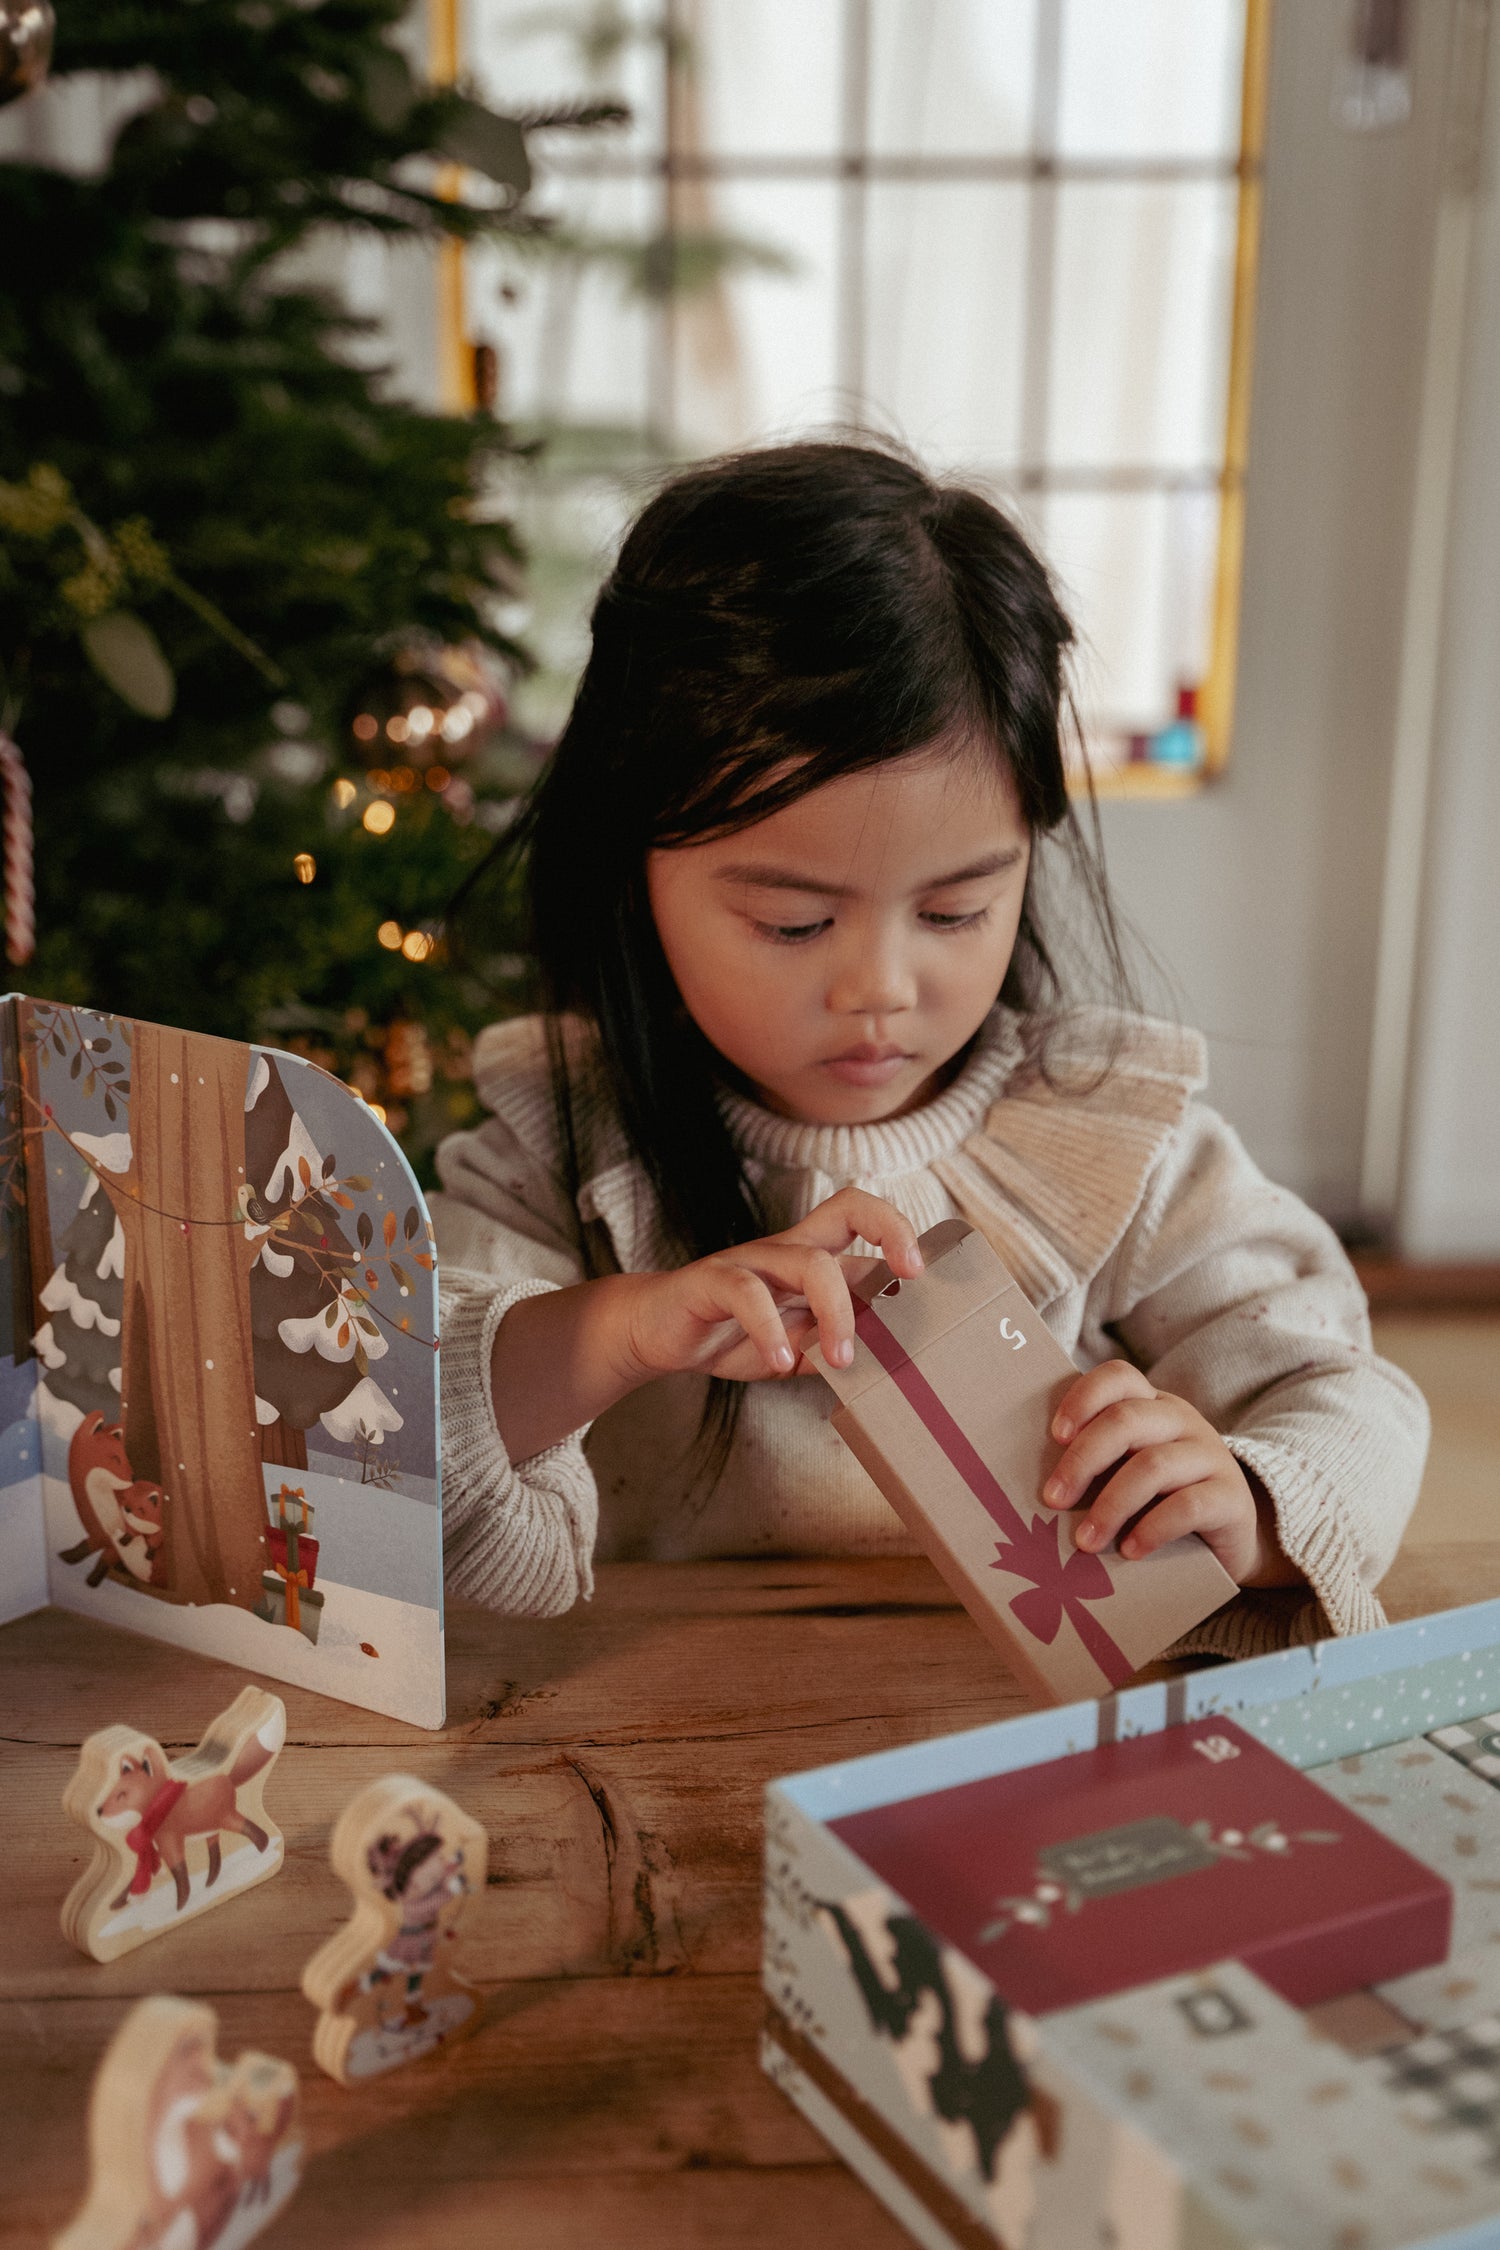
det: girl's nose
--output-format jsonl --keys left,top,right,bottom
{"left": 825, "top": 925, "right": 918, "bottom": 1018}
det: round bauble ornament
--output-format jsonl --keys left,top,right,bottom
{"left": 345, "top": 639, "right": 507, "bottom": 772}
{"left": 0, "top": 0, "right": 55, "bottom": 108}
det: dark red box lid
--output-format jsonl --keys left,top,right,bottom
{"left": 829, "top": 1717, "right": 1451, "bottom": 2014}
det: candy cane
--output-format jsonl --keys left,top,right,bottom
{"left": 0, "top": 729, "right": 34, "bottom": 967}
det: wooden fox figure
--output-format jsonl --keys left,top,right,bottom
{"left": 53, "top": 1994, "right": 302, "bottom": 2250}
{"left": 302, "top": 1773, "right": 487, "bottom": 2083}
{"left": 61, "top": 1687, "right": 286, "bottom": 1963}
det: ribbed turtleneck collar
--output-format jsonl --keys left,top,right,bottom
{"left": 716, "top": 1009, "right": 1026, "bottom": 1181}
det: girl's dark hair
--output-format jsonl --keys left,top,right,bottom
{"left": 459, "top": 442, "right": 1135, "bottom": 1471}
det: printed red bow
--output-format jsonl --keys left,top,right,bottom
{"left": 992, "top": 1513, "right": 1131, "bottom": 1686}
{"left": 852, "top": 1298, "right": 1135, "bottom": 1688}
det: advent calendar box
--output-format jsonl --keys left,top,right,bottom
{"left": 806, "top": 1221, "right": 1236, "bottom": 1704}
{"left": 764, "top": 1595, "right": 1500, "bottom": 2250}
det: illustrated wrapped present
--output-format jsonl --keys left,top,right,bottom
{"left": 255, "top": 1485, "right": 322, "bottom": 1641}
{"left": 806, "top": 1220, "right": 1237, "bottom": 1703}
{"left": 256, "top": 1572, "right": 324, "bottom": 1642}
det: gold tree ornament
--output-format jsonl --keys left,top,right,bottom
{"left": 302, "top": 1773, "right": 488, "bottom": 2083}
{"left": 0, "top": 0, "right": 53, "bottom": 107}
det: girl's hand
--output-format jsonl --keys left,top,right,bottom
{"left": 616, "top": 1187, "right": 924, "bottom": 1387}
{"left": 1040, "top": 1360, "right": 1302, "bottom": 1589}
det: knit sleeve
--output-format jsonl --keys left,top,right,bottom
{"left": 429, "top": 1108, "right": 600, "bottom": 1616}
{"left": 1102, "top": 1103, "right": 1430, "bottom": 1654}
{"left": 437, "top": 1267, "right": 596, "bottom": 1614}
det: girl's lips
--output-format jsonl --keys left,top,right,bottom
{"left": 820, "top": 1050, "right": 914, "bottom": 1087}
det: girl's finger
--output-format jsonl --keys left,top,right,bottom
{"left": 713, "top": 1240, "right": 859, "bottom": 1369}
{"left": 1042, "top": 1394, "right": 1191, "bottom": 1510}
{"left": 796, "top": 1246, "right": 858, "bottom": 1370}
{"left": 778, "top": 1189, "right": 925, "bottom": 1277}
{"left": 1071, "top": 1438, "right": 1218, "bottom": 1551}
{"left": 689, "top": 1263, "right": 799, "bottom": 1376}
{"left": 1051, "top": 1358, "right": 1156, "bottom": 1444}
{"left": 1117, "top": 1482, "right": 1222, "bottom": 1560}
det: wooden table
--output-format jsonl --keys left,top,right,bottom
{"left": 3, "top": 1544, "right": 1492, "bottom": 2248}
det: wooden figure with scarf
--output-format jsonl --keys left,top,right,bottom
{"left": 61, "top": 1687, "right": 286, "bottom": 1963}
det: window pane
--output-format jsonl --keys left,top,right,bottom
{"left": 670, "top": 180, "right": 840, "bottom": 451}
{"left": 1044, "top": 486, "right": 1220, "bottom": 746}
{"left": 694, "top": 0, "right": 842, "bottom": 156}
{"left": 863, "top": 183, "right": 1028, "bottom": 467}
{"left": 1056, "top": 0, "right": 1244, "bottom": 161}
{"left": 469, "top": 0, "right": 666, "bottom": 160}
{"left": 507, "top": 472, "right": 646, "bottom": 739}
{"left": 867, "top": 0, "right": 1037, "bottom": 157}
{"left": 482, "top": 169, "right": 655, "bottom": 433}
{"left": 1046, "top": 180, "right": 1237, "bottom": 470}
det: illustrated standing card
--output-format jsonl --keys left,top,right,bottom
{"left": 54, "top": 1993, "right": 302, "bottom": 2250}
{"left": 302, "top": 1772, "right": 487, "bottom": 2083}
{"left": 62, "top": 1686, "right": 286, "bottom": 1963}
{"left": 807, "top": 1219, "right": 1237, "bottom": 1702}
{"left": 0, "top": 995, "right": 445, "bottom": 1726}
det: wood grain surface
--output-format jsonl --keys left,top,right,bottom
{"left": 3, "top": 1546, "right": 1492, "bottom": 2248}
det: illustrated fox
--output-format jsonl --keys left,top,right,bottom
{"left": 98, "top": 1710, "right": 283, "bottom": 1914}
{"left": 58, "top": 1409, "right": 170, "bottom": 1589}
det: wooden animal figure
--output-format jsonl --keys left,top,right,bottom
{"left": 302, "top": 1773, "right": 487, "bottom": 2083}
{"left": 61, "top": 1687, "right": 286, "bottom": 1963}
{"left": 53, "top": 1994, "right": 301, "bottom": 2250}
{"left": 58, "top": 1410, "right": 170, "bottom": 1588}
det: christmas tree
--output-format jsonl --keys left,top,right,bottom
{"left": 0, "top": 0, "right": 609, "bottom": 1168}
{"left": 246, "top": 1050, "right": 402, "bottom": 1473}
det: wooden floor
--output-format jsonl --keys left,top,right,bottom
{"left": 1372, "top": 1311, "right": 1500, "bottom": 1547}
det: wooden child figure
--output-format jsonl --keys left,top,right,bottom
{"left": 302, "top": 1773, "right": 487, "bottom": 2083}
{"left": 53, "top": 1993, "right": 302, "bottom": 2250}
{"left": 61, "top": 1687, "right": 286, "bottom": 1963}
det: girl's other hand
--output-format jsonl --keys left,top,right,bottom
{"left": 1040, "top": 1360, "right": 1302, "bottom": 1590}
{"left": 618, "top": 1187, "right": 924, "bottom": 1387}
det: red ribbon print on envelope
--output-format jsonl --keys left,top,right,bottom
{"left": 852, "top": 1299, "right": 1134, "bottom": 1687}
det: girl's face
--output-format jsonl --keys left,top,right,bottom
{"left": 647, "top": 744, "right": 1031, "bottom": 1126}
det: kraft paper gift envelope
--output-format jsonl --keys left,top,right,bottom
{"left": 806, "top": 1219, "right": 1236, "bottom": 1702}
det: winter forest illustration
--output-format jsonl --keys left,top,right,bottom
{"left": 0, "top": 997, "right": 445, "bottom": 1726}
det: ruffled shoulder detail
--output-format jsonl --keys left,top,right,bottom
{"left": 471, "top": 1012, "right": 630, "bottom": 1177}
{"left": 932, "top": 1007, "right": 1207, "bottom": 1306}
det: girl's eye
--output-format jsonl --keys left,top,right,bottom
{"left": 921, "top": 905, "right": 993, "bottom": 932}
{"left": 755, "top": 919, "right": 831, "bottom": 945}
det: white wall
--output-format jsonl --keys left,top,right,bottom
{"left": 1400, "top": 23, "right": 1500, "bottom": 1258}
{"left": 1097, "top": 0, "right": 1456, "bottom": 1226}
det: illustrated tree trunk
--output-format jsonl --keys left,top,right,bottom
{"left": 259, "top": 1417, "right": 308, "bottom": 1470}
{"left": 112, "top": 1022, "right": 268, "bottom": 1612}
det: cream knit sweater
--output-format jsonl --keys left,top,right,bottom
{"left": 431, "top": 1006, "right": 1429, "bottom": 1660}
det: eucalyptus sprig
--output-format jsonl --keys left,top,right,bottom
{"left": 0, "top": 462, "right": 284, "bottom": 719}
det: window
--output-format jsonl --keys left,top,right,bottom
{"left": 466, "top": 0, "right": 1268, "bottom": 788}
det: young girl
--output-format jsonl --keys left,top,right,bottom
{"left": 432, "top": 443, "right": 1427, "bottom": 1659}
